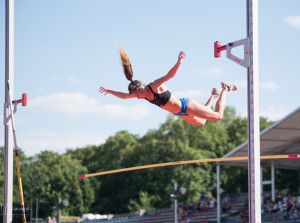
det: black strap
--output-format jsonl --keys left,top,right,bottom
{"left": 147, "top": 85, "right": 155, "bottom": 94}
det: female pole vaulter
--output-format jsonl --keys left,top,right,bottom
{"left": 99, "top": 46, "right": 237, "bottom": 126}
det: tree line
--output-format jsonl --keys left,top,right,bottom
{"left": 0, "top": 107, "right": 299, "bottom": 221}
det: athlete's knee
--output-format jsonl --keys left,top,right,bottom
{"left": 195, "top": 118, "right": 206, "bottom": 126}
{"left": 215, "top": 113, "right": 223, "bottom": 121}
{"left": 199, "top": 122, "right": 206, "bottom": 126}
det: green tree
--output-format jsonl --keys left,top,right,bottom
{"left": 21, "top": 151, "right": 94, "bottom": 218}
{"left": 221, "top": 116, "right": 275, "bottom": 193}
{"left": 0, "top": 106, "right": 280, "bottom": 218}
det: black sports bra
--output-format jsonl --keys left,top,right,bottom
{"left": 146, "top": 85, "right": 171, "bottom": 107}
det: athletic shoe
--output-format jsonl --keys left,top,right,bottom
{"left": 211, "top": 88, "right": 221, "bottom": 97}
{"left": 221, "top": 82, "right": 237, "bottom": 91}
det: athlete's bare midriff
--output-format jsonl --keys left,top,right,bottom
{"left": 160, "top": 95, "right": 182, "bottom": 113}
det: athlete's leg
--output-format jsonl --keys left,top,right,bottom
{"left": 205, "top": 95, "right": 216, "bottom": 108}
{"left": 180, "top": 115, "right": 207, "bottom": 126}
{"left": 186, "top": 87, "right": 229, "bottom": 121}
{"left": 214, "top": 82, "right": 236, "bottom": 116}
{"left": 181, "top": 91, "right": 219, "bottom": 125}
{"left": 215, "top": 86, "right": 228, "bottom": 116}
{"left": 205, "top": 89, "right": 220, "bottom": 108}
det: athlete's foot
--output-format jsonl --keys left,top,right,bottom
{"left": 211, "top": 88, "right": 221, "bottom": 97}
{"left": 221, "top": 82, "right": 237, "bottom": 91}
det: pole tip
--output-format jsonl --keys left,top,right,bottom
{"left": 78, "top": 175, "right": 86, "bottom": 179}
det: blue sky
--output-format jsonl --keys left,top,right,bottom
{"left": 0, "top": 0, "right": 299, "bottom": 156}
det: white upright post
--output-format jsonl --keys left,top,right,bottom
{"left": 173, "top": 183, "right": 177, "bottom": 223}
{"left": 260, "top": 167, "right": 263, "bottom": 207}
{"left": 4, "top": 0, "right": 14, "bottom": 222}
{"left": 247, "top": 0, "right": 261, "bottom": 222}
{"left": 216, "top": 163, "right": 221, "bottom": 223}
{"left": 271, "top": 161, "right": 275, "bottom": 202}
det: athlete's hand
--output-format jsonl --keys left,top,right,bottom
{"left": 99, "top": 87, "right": 109, "bottom": 95}
{"left": 178, "top": 51, "right": 186, "bottom": 63}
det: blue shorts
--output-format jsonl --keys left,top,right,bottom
{"left": 173, "top": 98, "right": 190, "bottom": 116}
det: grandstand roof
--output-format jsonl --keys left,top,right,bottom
{"left": 221, "top": 107, "right": 300, "bottom": 170}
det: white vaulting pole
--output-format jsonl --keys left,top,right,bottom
{"left": 247, "top": 0, "right": 261, "bottom": 222}
{"left": 4, "top": 0, "right": 14, "bottom": 222}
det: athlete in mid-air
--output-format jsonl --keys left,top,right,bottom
{"left": 99, "top": 46, "right": 237, "bottom": 126}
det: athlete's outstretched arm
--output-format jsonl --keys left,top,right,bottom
{"left": 150, "top": 51, "right": 186, "bottom": 88}
{"left": 99, "top": 87, "right": 135, "bottom": 99}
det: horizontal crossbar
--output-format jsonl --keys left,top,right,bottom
{"left": 79, "top": 154, "right": 300, "bottom": 179}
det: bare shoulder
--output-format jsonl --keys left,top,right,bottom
{"left": 149, "top": 83, "right": 168, "bottom": 93}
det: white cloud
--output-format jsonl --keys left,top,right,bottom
{"left": 260, "top": 106, "right": 291, "bottom": 121}
{"left": 68, "top": 76, "right": 83, "bottom": 84}
{"left": 21, "top": 130, "right": 108, "bottom": 156}
{"left": 99, "top": 103, "right": 150, "bottom": 120}
{"left": 29, "top": 92, "right": 150, "bottom": 120}
{"left": 260, "top": 81, "right": 280, "bottom": 91}
{"left": 284, "top": 16, "right": 300, "bottom": 29}
{"left": 196, "top": 67, "right": 225, "bottom": 76}
{"left": 173, "top": 89, "right": 208, "bottom": 99}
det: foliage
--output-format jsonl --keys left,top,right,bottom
{"left": 0, "top": 106, "right": 283, "bottom": 218}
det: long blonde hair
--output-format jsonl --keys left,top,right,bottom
{"left": 118, "top": 46, "right": 142, "bottom": 92}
